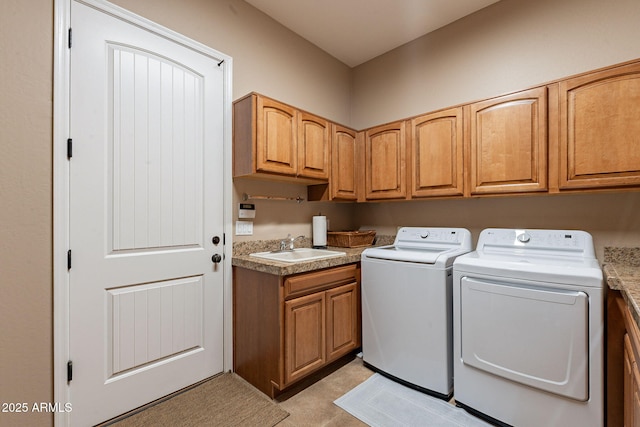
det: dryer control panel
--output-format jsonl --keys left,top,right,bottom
{"left": 478, "top": 229, "right": 595, "bottom": 259}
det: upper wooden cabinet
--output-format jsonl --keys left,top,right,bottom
{"left": 330, "top": 125, "right": 360, "bottom": 201}
{"left": 256, "top": 96, "right": 297, "bottom": 175}
{"left": 297, "top": 111, "right": 330, "bottom": 180}
{"left": 409, "top": 107, "right": 464, "bottom": 198}
{"left": 557, "top": 62, "right": 640, "bottom": 190}
{"left": 233, "top": 93, "right": 329, "bottom": 182}
{"left": 364, "top": 121, "right": 406, "bottom": 200}
{"left": 467, "top": 87, "right": 548, "bottom": 195}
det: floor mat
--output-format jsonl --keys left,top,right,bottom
{"left": 334, "top": 374, "right": 491, "bottom": 427}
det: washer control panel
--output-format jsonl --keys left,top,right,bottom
{"left": 396, "top": 227, "right": 467, "bottom": 244}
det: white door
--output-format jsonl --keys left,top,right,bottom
{"left": 68, "top": 1, "right": 225, "bottom": 425}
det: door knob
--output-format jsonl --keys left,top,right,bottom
{"left": 212, "top": 236, "right": 221, "bottom": 245}
{"left": 211, "top": 254, "right": 222, "bottom": 263}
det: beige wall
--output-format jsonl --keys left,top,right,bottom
{"left": 0, "top": 1, "right": 54, "bottom": 426}
{"left": 3, "top": 0, "right": 640, "bottom": 425}
{"left": 352, "top": 0, "right": 640, "bottom": 129}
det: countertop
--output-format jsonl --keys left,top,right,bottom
{"left": 231, "top": 235, "right": 395, "bottom": 276}
{"left": 603, "top": 247, "right": 640, "bottom": 329}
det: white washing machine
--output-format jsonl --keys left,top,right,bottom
{"left": 453, "top": 228, "right": 604, "bottom": 427}
{"left": 361, "top": 227, "right": 472, "bottom": 399}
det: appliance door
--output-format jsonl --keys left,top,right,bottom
{"left": 362, "top": 257, "right": 452, "bottom": 395}
{"left": 459, "top": 277, "right": 589, "bottom": 401}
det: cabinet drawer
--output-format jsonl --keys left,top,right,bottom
{"left": 284, "top": 264, "right": 358, "bottom": 299}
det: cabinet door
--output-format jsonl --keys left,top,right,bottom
{"left": 330, "top": 125, "right": 359, "bottom": 200}
{"left": 625, "top": 334, "right": 635, "bottom": 427}
{"left": 284, "top": 292, "right": 326, "bottom": 385}
{"left": 364, "top": 121, "right": 406, "bottom": 200}
{"left": 256, "top": 96, "right": 297, "bottom": 176}
{"left": 409, "top": 107, "right": 464, "bottom": 198}
{"left": 326, "top": 282, "right": 359, "bottom": 362}
{"left": 298, "top": 111, "right": 330, "bottom": 180}
{"left": 469, "top": 87, "right": 548, "bottom": 194}
{"left": 559, "top": 62, "right": 640, "bottom": 189}
{"left": 634, "top": 361, "right": 640, "bottom": 427}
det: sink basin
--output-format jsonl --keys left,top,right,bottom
{"left": 250, "top": 248, "right": 346, "bottom": 263}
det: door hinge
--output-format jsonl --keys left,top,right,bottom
{"left": 67, "top": 138, "right": 72, "bottom": 159}
{"left": 67, "top": 250, "right": 72, "bottom": 270}
{"left": 67, "top": 361, "right": 73, "bottom": 382}
{"left": 68, "top": 28, "right": 72, "bottom": 48}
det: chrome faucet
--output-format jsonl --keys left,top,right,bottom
{"left": 279, "top": 234, "right": 305, "bottom": 251}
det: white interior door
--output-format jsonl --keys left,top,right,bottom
{"left": 68, "top": 1, "right": 225, "bottom": 424}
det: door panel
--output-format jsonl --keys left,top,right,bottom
{"left": 284, "top": 292, "right": 326, "bottom": 385}
{"left": 326, "top": 283, "right": 359, "bottom": 362}
{"left": 107, "top": 276, "right": 203, "bottom": 377}
{"left": 256, "top": 97, "right": 297, "bottom": 175}
{"left": 409, "top": 107, "right": 464, "bottom": 197}
{"left": 69, "top": 2, "right": 225, "bottom": 425}
{"left": 298, "top": 111, "right": 330, "bottom": 179}
{"left": 469, "top": 87, "right": 547, "bottom": 194}
{"left": 364, "top": 121, "right": 406, "bottom": 200}
{"left": 330, "top": 125, "right": 359, "bottom": 200}
{"left": 559, "top": 62, "right": 640, "bottom": 189}
{"left": 109, "top": 45, "right": 203, "bottom": 251}
{"left": 460, "top": 277, "right": 588, "bottom": 401}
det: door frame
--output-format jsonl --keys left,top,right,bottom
{"left": 53, "top": 0, "right": 233, "bottom": 424}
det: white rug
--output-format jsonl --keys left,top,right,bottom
{"left": 334, "top": 374, "right": 492, "bottom": 427}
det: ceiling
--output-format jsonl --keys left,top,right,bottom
{"left": 245, "top": 0, "right": 501, "bottom": 67}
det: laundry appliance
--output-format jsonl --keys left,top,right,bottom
{"left": 361, "top": 227, "right": 472, "bottom": 399}
{"left": 453, "top": 228, "right": 604, "bottom": 427}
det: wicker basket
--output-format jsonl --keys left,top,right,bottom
{"left": 327, "top": 230, "right": 376, "bottom": 248}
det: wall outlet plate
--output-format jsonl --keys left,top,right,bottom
{"left": 236, "top": 221, "right": 253, "bottom": 235}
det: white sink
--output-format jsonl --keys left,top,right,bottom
{"left": 250, "top": 248, "right": 346, "bottom": 263}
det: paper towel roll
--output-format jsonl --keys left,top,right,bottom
{"left": 312, "top": 216, "right": 327, "bottom": 248}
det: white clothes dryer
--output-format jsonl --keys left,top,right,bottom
{"left": 453, "top": 228, "right": 604, "bottom": 427}
{"left": 361, "top": 227, "right": 472, "bottom": 399}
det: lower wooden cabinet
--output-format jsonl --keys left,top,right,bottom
{"left": 623, "top": 333, "right": 640, "bottom": 427}
{"left": 233, "top": 263, "right": 361, "bottom": 398}
{"left": 608, "top": 288, "right": 640, "bottom": 427}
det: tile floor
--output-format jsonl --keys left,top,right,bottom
{"left": 275, "top": 356, "right": 374, "bottom": 426}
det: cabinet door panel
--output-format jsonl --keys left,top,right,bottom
{"left": 559, "top": 62, "right": 640, "bottom": 189}
{"left": 634, "top": 361, "right": 640, "bottom": 427}
{"left": 625, "top": 334, "right": 634, "bottom": 427}
{"left": 470, "top": 87, "right": 547, "bottom": 194}
{"left": 326, "top": 283, "right": 359, "bottom": 362}
{"left": 410, "top": 108, "right": 464, "bottom": 197}
{"left": 365, "top": 121, "right": 406, "bottom": 200}
{"left": 331, "top": 125, "right": 359, "bottom": 200}
{"left": 256, "top": 97, "right": 297, "bottom": 175}
{"left": 284, "top": 292, "right": 326, "bottom": 385}
{"left": 298, "top": 112, "right": 330, "bottom": 180}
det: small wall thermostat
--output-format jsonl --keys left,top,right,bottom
{"left": 239, "top": 203, "right": 256, "bottom": 219}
